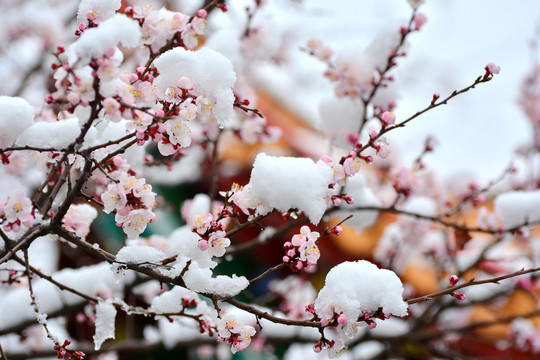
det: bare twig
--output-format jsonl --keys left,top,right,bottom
{"left": 407, "top": 265, "right": 540, "bottom": 305}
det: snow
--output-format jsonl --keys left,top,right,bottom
{"left": 149, "top": 286, "right": 197, "bottom": 314}
{"left": 0, "top": 96, "right": 34, "bottom": 149}
{"left": 494, "top": 190, "right": 540, "bottom": 228}
{"left": 167, "top": 226, "right": 216, "bottom": 268}
{"left": 153, "top": 46, "right": 236, "bottom": 124}
{"left": 314, "top": 260, "right": 408, "bottom": 321}
{"left": 182, "top": 263, "right": 249, "bottom": 298}
{"left": 336, "top": 173, "right": 381, "bottom": 233}
{"left": 370, "top": 317, "right": 410, "bottom": 337}
{"left": 247, "top": 153, "right": 334, "bottom": 224}
{"left": 93, "top": 299, "right": 117, "bottom": 350}
{"left": 0, "top": 263, "right": 129, "bottom": 332}
{"left": 16, "top": 118, "right": 81, "bottom": 149}
{"left": 114, "top": 245, "right": 166, "bottom": 268}
{"left": 401, "top": 196, "right": 439, "bottom": 217}
{"left": 77, "top": 0, "right": 121, "bottom": 25}
{"left": 319, "top": 95, "right": 364, "bottom": 147}
{"left": 68, "top": 14, "right": 142, "bottom": 64}
{"left": 144, "top": 146, "right": 205, "bottom": 185}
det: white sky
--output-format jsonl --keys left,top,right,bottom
{"left": 257, "top": 0, "right": 540, "bottom": 183}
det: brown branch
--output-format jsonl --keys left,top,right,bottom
{"left": 0, "top": 145, "right": 60, "bottom": 154}
{"left": 346, "top": 204, "right": 536, "bottom": 235}
{"left": 358, "top": 8, "right": 417, "bottom": 133}
{"left": 233, "top": 102, "right": 264, "bottom": 118}
{"left": 0, "top": 341, "right": 8, "bottom": 360}
{"left": 249, "top": 263, "right": 287, "bottom": 285}
{"left": 81, "top": 131, "right": 137, "bottom": 154}
{"left": 23, "top": 248, "right": 59, "bottom": 347}
{"left": 357, "top": 74, "right": 494, "bottom": 156}
{"left": 443, "top": 161, "right": 515, "bottom": 218}
{"left": 225, "top": 298, "right": 321, "bottom": 328}
{"left": 97, "top": 138, "right": 138, "bottom": 165}
{"left": 407, "top": 266, "right": 540, "bottom": 305}
{"left": 226, "top": 215, "right": 308, "bottom": 256}
{"left": 0, "top": 225, "right": 50, "bottom": 265}
{"left": 12, "top": 254, "right": 98, "bottom": 303}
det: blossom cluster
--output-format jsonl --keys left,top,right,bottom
{"left": 0, "top": 0, "right": 533, "bottom": 359}
{"left": 191, "top": 212, "right": 231, "bottom": 257}
{"left": 282, "top": 226, "right": 321, "bottom": 272}
{"left": 0, "top": 191, "right": 35, "bottom": 233}
{"left": 100, "top": 174, "right": 156, "bottom": 239}
{"left": 216, "top": 314, "right": 256, "bottom": 354}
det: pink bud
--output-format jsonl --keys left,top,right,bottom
{"left": 347, "top": 132, "right": 360, "bottom": 145}
{"left": 330, "top": 226, "right": 343, "bottom": 235}
{"left": 452, "top": 292, "right": 466, "bottom": 302}
{"left": 381, "top": 111, "right": 396, "bottom": 126}
{"left": 282, "top": 256, "right": 290, "bottom": 262}
{"left": 449, "top": 275, "right": 458, "bottom": 287}
{"left": 342, "top": 196, "right": 354, "bottom": 205}
{"left": 198, "top": 240, "right": 209, "bottom": 251}
{"left": 320, "top": 155, "right": 332, "bottom": 165}
{"left": 196, "top": 9, "right": 207, "bottom": 18}
{"left": 431, "top": 92, "right": 440, "bottom": 105}
{"left": 337, "top": 312, "right": 348, "bottom": 325}
{"left": 400, "top": 25, "right": 409, "bottom": 36}
{"left": 178, "top": 76, "right": 193, "bottom": 89}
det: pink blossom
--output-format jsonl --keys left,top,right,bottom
{"left": 165, "top": 118, "right": 192, "bottom": 148}
{"left": 299, "top": 239, "right": 320, "bottom": 265}
{"left": 208, "top": 230, "right": 231, "bottom": 257}
{"left": 192, "top": 213, "right": 212, "bottom": 235}
{"left": 217, "top": 314, "right": 256, "bottom": 354}
{"left": 117, "top": 208, "right": 156, "bottom": 239}
{"left": 102, "top": 97, "right": 121, "bottom": 122}
{"left": 157, "top": 137, "right": 179, "bottom": 156}
{"left": 182, "top": 28, "right": 199, "bottom": 49}
{"left": 343, "top": 156, "right": 361, "bottom": 176}
{"left": 178, "top": 98, "right": 197, "bottom": 122}
{"left": 486, "top": 62, "right": 500, "bottom": 75}
{"left": 190, "top": 17, "right": 207, "bottom": 35}
{"left": 62, "top": 204, "right": 98, "bottom": 239}
{"left": 1, "top": 192, "right": 34, "bottom": 229}
{"left": 306, "top": 38, "right": 333, "bottom": 62}
{"left": 167, "top": 13, "right": 188, "bottom": 34}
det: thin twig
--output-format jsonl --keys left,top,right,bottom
{"left": 407, "top": 265, "right": 540, "bottom": 305}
